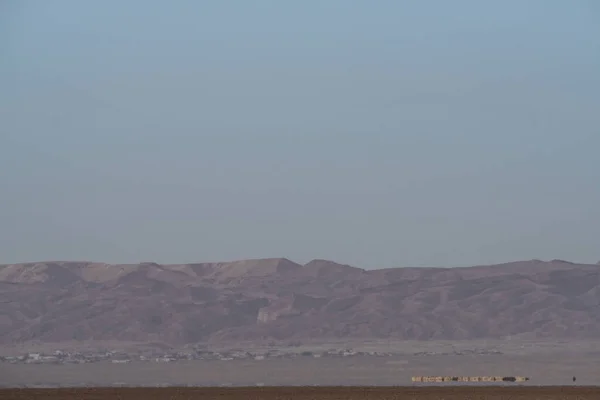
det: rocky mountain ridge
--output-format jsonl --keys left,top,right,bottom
{"left": 0, "top": 258, "right": 599, "bottom": 345}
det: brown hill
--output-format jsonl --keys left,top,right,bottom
{"left": 0, "top": 258, "right": 599, "bottom": 345}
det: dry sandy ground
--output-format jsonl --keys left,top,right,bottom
{"left": 1, "top": 386, "right": 599, "bottom": 400}
{"left": 2, "top": 354, "right": 600, "bottom": 387}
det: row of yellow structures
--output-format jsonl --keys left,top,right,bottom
{"left": 412, "top": 376, "right": 529, "bottom": 383}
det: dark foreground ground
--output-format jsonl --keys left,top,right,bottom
{"left": 1, "top": 386, "right": 598, "bottom": 400}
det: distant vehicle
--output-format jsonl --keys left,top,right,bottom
{"left": 411, "top": 376, "right": 529, "bottom": 383}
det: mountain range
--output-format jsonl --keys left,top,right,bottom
{"left": 1, "top": 258, "right": 599, "bottom": 345}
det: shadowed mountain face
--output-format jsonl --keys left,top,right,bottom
{"left": 0, "top": 258, "right": 599, "bottom": 345}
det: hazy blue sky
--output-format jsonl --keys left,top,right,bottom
{"left": 1, "top": 1, "right": 599, "bottom": 268}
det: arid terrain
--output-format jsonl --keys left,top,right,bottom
{"left": 1, "top": 258, "right": 599, "bottom": 345}
{"left": 2, "top": 258, "right": 600, "bottom": 390}
{"left": 1, "top": 386, "right": 598, "bottom": 400}
{"left": 2, "top": 340, "right": 600, "bottom": 387}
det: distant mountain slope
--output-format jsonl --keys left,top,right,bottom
{"left": 0, "top": 258, "right": 599, "bottom": 344}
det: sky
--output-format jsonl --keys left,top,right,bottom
{"left": 1, "top": 1, "right": 599, "bottom": 268}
